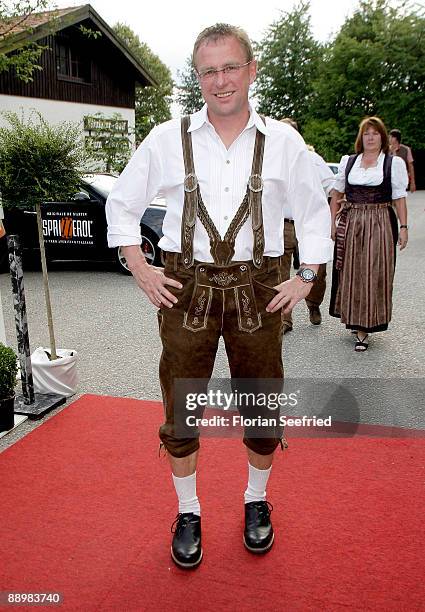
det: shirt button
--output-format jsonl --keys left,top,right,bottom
{"left": 224, "top": 187, "right": 229, "bottom": 192}
{"left": 226, "top": 160, "right": 230, "bottom": 164}
{"left": 224, "top": 216, "right": 228, "bottom": 220}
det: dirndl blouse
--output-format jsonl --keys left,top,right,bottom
{"left": 334, "top": 151, "right": 408, "bottom": 199}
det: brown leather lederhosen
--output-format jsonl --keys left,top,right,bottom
{"left": 157, "top": 116, "right": 285, "bottom": 458}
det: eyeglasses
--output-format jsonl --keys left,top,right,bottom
{"left": 196, "top": 60, "right": 252, "bottom": 81}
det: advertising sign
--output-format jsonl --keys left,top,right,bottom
{"left": 40, "top": 203, "right": 106, "bottom": 250}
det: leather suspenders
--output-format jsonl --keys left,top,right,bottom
{"left": 181, "top": 115, "right": 198, "bottom": 268}
{"left": 180, "top": 115, "right": 266, "bottom": 268}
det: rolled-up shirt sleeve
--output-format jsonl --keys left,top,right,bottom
{"left": 391, "top": 155, "right": 408, "bottom": 199}
{"left": 290, "top": 147, "right": 334, "bottom": 264}
{"left": 106, "top": 130, "right": 163, "bottom": 247}
{"left": 333, "top": 155, "right": 349, "bottom": 192}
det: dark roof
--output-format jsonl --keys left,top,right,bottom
{"left": 0, "top": 4, "right": 157, "bottom": 87}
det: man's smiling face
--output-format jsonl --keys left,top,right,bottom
{"left": 194, "top": 35, "right": 256, "bottom": 122}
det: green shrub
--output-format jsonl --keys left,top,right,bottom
{"left": 0, "top": 110, "right": 88, "bottom": 209}
{"left": 0, "top": 343, "right": 18, "bottom": 398}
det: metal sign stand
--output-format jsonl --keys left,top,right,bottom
{"left": 8, "top": 235, "right": 66, "bottom": 419}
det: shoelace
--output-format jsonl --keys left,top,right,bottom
{"left": 253, "top": 500, "right": 274, "bottom": 520}
{"left": 171, "top": 513, "right": 192, "bottom": 536}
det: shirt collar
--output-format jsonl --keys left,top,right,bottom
{"left": 188, "top": 103, "right": 269, "bottom": 136}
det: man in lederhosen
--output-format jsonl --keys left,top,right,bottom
{"left": 106, "top": 23, "right": 333, "bottom": 569}
{"left": 279, "top": 119, "right": 335, "bottom": 332}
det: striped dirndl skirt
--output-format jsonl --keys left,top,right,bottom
{"left": 329, "top": 201, "right": 398, "bottom": 333}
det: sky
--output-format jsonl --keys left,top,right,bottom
{"left": 56, "top": 0, "right": 361, "bottom": 79}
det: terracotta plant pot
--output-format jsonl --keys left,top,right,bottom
{"left": 0, "top": 395, "right": 15, "bottom": 431}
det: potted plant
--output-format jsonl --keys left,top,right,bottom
{"left": 0, "top": 342, "right": 18, "bottom": 431}
{"left": 0, "top": 110, "right": 88, "bottom": 395}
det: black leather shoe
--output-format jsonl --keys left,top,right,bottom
{"left": 244, "top": 501, "right": 274, "bottom": 553}
{"left": 282, "top": 321, "right": 293, "bottom": 335}
{"left": 308, "top": 306, "right": 322, "bottom": 325}
{"left": 171, "top": 513, "right": 203, "bottom": 569}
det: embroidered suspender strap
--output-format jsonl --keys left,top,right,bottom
{"left": 180, "top": 115, "right": 198, "bottom": 268}
{"left": 197, "top": 191, "right": 251, "bottom": 266}
{"left": 249, "top": 117, "right": 266, "bottom": 268}
{"left": 180, "top": 115, "right": 266, "bottom": 267}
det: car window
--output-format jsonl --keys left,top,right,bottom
{"left": 72, "top": 189, "right": 91, "bottom": 200}
{"left": 82, "top": 174, "right": 118, "bottom": 198}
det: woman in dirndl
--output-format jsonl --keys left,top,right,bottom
{"left": 329, "top": 116, "right": 408, "bottom": 352}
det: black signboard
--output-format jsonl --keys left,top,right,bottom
{"left": 40, "top": 202, "right": 107, "bottom": 254}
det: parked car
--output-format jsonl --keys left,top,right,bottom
{"left": 327, "top": 162, "right": 339, "bottom": 175}
{"left": 0, "top": 173, "right": 166, "bottom": 274}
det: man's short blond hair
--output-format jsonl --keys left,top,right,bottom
{"left": 192, "top": 23, "right": 254, "bottom": 69}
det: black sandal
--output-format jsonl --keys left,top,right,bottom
{"left": 354, "top": 334, "right": 369, "bottom": 352}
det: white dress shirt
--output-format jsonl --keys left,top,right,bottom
{"left": 334, "top": 152, "right": 408, "bottom": 199}
{"left": 309, "top": 151, "right": 335, "bottom": 198}
{"left": 106, "top": 105, "right": 333, "bottom": 264}
{"left": 283, "top": 150, "right": 335, "bottom": 218}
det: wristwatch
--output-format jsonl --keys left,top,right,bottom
{"left": 399, "top": 225, "right": 408, "bottom": 229}
{"left": 296, "top": 267, "right": 317, "bottom": 283}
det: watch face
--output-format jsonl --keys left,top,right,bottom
{"left": 299, "top": 268, "right": 315, "bottom": 281}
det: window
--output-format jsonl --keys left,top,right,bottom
{"left": 56, "top": 39, "right": 91, "bottom": 83}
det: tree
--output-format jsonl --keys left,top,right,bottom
{"left": 0, "top": 111, "right": 89, "bottom": 360}
{"left": 113, "top": 23, "right": 173, "bottom": 143}
{"left": 302, "top": 118, "right": 349, "bottom": 162}
{"left": 308, "top": 0, "right": 425, "bottom": 155}
{"left": 254, "top": 0, "right": 322, "bottom": 123}
{"left": 0, "top": 0, "right": 52, "bottom": 82}
{"left": 176, "top": 56, "right": 204, "bottom": 115}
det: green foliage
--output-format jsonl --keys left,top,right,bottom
{"left": 0, "top": 0, "right": 52, "bottom": 82}
{"left": 84, "top": 112, "right": 132, "bottom": 174}
{"left": 0, "top": 42, "right": 47, "bottom": 82}
{"left": 0, "top": 343, "right": 18, "bottom": 398}
{"left": 254, "top": 0, "right": 425, "bottom": 158}
{"left": 254, "top": 1, "right": 322, "bottom": 123}
{"left": 310, "top": 0, "right": 425, "bottom": 154}
{"left": 302, "top": 118, "right": 351, "bottom": 161}
{"left": 78, "top": 25, "right": 101, "bottom": 40}
{"left": 113, "top": 23, "right": 173, "bottom": 143}
{"left": 176, "top": 57, "right": 204, "bottom": 115}
{"left": 0, "top": 110, "right": 88, "bottom": 209}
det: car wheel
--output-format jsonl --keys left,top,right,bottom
{"left": 116, "top": 226, "right": 161, "bottom": 274}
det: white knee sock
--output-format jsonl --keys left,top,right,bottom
{"left": 244, "top": 463, "right": 271, "bottom": 504}
{"left": 172, "top": 472, "right": 201, "bottom": 516}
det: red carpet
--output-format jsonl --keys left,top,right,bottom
{"left": 0, "top": 394, "right": 424, "bottom": 612}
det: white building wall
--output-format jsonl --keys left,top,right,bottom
{"left": 0, "top": 95, "right": 136, "bottom": 148}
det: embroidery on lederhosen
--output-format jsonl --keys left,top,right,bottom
{"left": 232, "top": 265, "right": 261, "bottom": 333}
{"left": 183, "top": 283, "right": 213, "bottom": 332}
{"left": 183, "top": 263, "right": 261, "bottom": 333}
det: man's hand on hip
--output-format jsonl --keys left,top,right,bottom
{"left": 121, "top": 246, "right": 182, "bottom": 308}
{"left": 267, "top": 277, "right": 313, "bottom": 314}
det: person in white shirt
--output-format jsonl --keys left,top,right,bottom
{"left": 329, "top": 116, "right": 408, "bottom": 352}
{"left": 279, "top": 119, "right": 335, "bottom": 331}
{"left": 106, "top": 23, "right": 333, "bottom": 569}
